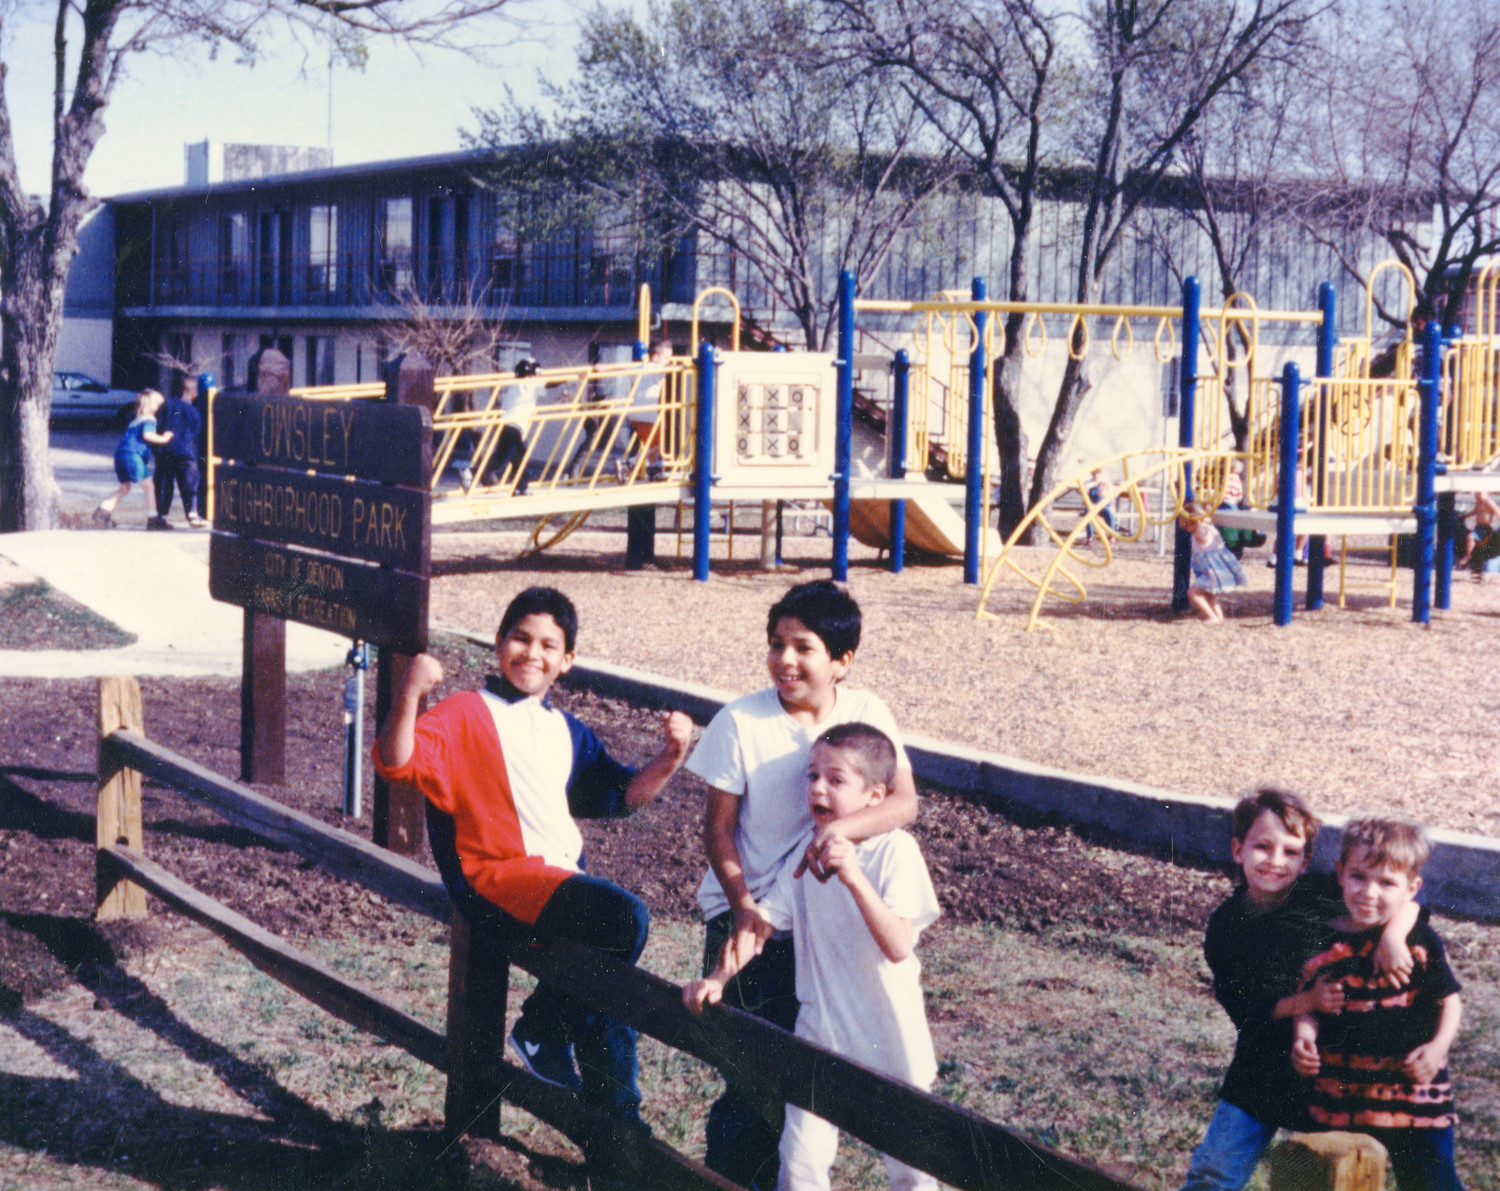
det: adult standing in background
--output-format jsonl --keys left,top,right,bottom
{"left": 149, "top": 374, "right": 204, "bottom": 530}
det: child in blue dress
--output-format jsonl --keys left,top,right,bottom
{"left": 1182, "top": 502, "right": 1247, "bottom": 622}
{"left": 93, "top": 389, "right": 173, "bottom": 527}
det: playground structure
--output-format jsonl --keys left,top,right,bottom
{"left": 218, "top": 259, "right": 1498, "bottom": 628}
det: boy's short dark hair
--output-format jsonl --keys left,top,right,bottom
{"left": 767, "top": 581, "right": 861, "bottom": 659}
{"left": 1232, "top": 787, "right": 1320, "bottom": 847}
{"left": 497, "top": 586, "right": 578, "bottom": 652}
{"left": 1339, "top": 817, "right": 1430, "bottom": 878}
{"left": 815, "top": 722, "right": 897, "bottom": 789}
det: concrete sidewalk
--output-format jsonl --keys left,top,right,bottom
{"left": 0, "top": 528, "right": 350, "bottom": 677}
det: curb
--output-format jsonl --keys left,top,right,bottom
{"left": 443, "top": 627, "right": 1500, "bottom": 922}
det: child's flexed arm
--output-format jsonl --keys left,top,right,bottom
{"left": 1404, "top": 993, "right": 1462, "bottom": 1084}
{"left": 625, "top": 711, "right": 694, "bottom": 808}
{"left": 375, "top": 653, "right": 444, "bottom": 768}
{"left": 823, "top": 835, "right": 914, "bottom": 962}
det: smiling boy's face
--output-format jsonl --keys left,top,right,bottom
{"left": 496, "top": 612, "right": 574, "bottom": 697}
{"left": 1339, "top": 845, "right": 1422, "bottom": 930}
{"left": 1230, "top": 809, "right": 1309, "bottom": 908}
{"left": 766, "top": 615, "right": 850, "bottom": 715}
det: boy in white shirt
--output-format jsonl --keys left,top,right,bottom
{"left": 686, "top": 722, "right": 941, "bottom": 1191}
{"left": 685, "top": 581, "right": 918, "bottom": 1188}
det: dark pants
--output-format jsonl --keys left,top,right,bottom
{"left": 1369, "top": 1127, "right": 1463, "bottom": 1191}
{"left": 488, "top": 423, "right": 527, "bottom": 489}
{"left": 474, "top": 872, "right": 649, "bottom": 1121}
{"left": 153, "top": 455, "right": 200, "bottom": 519}
{"left": 701, "top": 911, "right": 799, "bottom": 1191}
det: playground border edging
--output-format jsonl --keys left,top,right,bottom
{"left": 443, "top": 631, "right": 1500, "bottom": 922}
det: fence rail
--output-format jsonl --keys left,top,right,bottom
{"left": 95, "top": 677, "right": 1142, "bottom": 1191}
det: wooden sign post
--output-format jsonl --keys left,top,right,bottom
{"left": 208, "top": 357, "right": 433, "bottom": 853}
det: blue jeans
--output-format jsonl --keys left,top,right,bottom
{"left": 1180, "top": 1100, "right": 1278, "bottom": 1191}
{"left": 702, "top": 911, "right": 799, "bottom": 1191}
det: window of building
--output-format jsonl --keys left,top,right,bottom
{"left": 309, "top": 204, "right": 338, "bottom": 300}
{"left": 220, "top": 213, "right": 250, "bottom": 303}
{"left": 168, "top": 220, "right": 190, "bottom": 301}
{"left": 379, "top": 196, "right": 413, "bottom": 293}
{"left": 257, "top": 211, "right": 291, "bottom": 305}
{"left": 305, "top": 336, "right": 336, "bottom": 387}
{"left": 221, "top": 333, "right": 249, "bottom": 390}
{"left": 492, "top": 220, "right": 519, "bottom": 296}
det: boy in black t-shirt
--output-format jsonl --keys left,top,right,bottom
{"left": 1292, "top": 817, "right": 1463, "bottom": 1191}
{"left": 1179, "top": 790, "right": 1418, "bottom": 1191}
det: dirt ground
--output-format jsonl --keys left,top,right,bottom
{"left": 0, "top": 524, "right": 1496, "bottom": 1189}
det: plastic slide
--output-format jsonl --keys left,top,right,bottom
{"left": 845, "top": 486, "right": 1003, "bottom": 558}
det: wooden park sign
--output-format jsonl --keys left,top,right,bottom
{"left": 207, "top": 356, "right": 435, "bottom": 854}
{"left": 208, "top": 392, "right": 432, "bottom": 654}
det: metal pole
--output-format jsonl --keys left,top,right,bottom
{"left": 965, "top": 277, "right": 987, "bottom": 585}
{"left": 890, "top": 350, "right": 910, "bottom": 574}
{"left": 1274, "top": 362, "right": 1300, "bottom": 626}
{"left": 1172, "top": 277, "right": 1201, "bottom": 613}
{"left": 1413, "top": 321, "right": 1441, "bottom": 623}
{"left": 833, "top": 270, "right": 855, "bottom": 582}
{"left": 693, "top": 339, "right": 716, "bottom": 582}
{"left": 625, "top": 338, "right": 653, "bottom": 570}
{"left": 1306, "top": 282, "right": 1337, "bottom": 610}
{"left": 342, "top": 641, "right": 369, "bottom": 818}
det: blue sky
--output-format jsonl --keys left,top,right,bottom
{"left": 3, "top": 1, "right": 593, "bottom": 198}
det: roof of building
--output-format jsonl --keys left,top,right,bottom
{"left": 108, "top": 147, "right": 497, "bottom": 203}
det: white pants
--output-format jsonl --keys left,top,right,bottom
{"left": 778, "top": 1102, "right": 939, "bottom": 1191}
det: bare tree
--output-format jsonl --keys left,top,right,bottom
{"left": 0, "top": 0, "right": 514, "bottom": 532}
{"left": 472, "top": 0, "right": 960, "bottom": 351}
{"left": 1296, "top": 0, "right": 1500, "bottom": 333}
{"left": 831, "top": 0, "right": 1057, "bottom": 532}
{"left": 380, "top": 286, "right": 512, "bottom": 376}
{"left": 1140, "top": 56, "right": 1308, "bottom": 450}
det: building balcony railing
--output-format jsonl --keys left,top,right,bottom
{"left": 139, "top": 246, "right": 687, "bottom": 313}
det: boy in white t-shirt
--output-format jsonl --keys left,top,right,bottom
{"left": 686, "top": 722, "right": 940, "bottom": 1191}
{"left": 685, "top": 580, "right": 918, "bottom": 1189}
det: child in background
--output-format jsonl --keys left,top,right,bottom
{"left": 373, "top": 586, "right": 692, "bottom": 1144}
{"left": 686, "top": 723, "right": 940, "bottom": 1191}
{"left": 1084, "top": 466, "right": 1116, "bottom": 546}
{"left": 686, "top": 580, "right": 919, "bottom": 1190}
{"left": 93, "top": 389, "right": 172, "bottom": 527}
{"left": 1292, "top": 818, "right": 1464, "bottom": 1191}
{"left": 1181, "top": 502, "right": 1247, "bottom": 622}
{"left": 1179, "top": 790, "right": 1418, "bottom": 1191}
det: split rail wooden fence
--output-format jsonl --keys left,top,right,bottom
{"left": 94, "top": 674, "right": 1143, "bottom": 1191}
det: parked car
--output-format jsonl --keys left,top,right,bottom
{"left": 50, "top": 371, "right": 137, "bottom": 423}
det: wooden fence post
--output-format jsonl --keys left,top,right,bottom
{"left": 97, "top": 676, "right": 146, "bottom": 921}
{"left": 1268, "top": 1132, "right": 1387, "bottom": 1191}
{"left": 444, "top": 910, "right": 510, "bottom": 1140}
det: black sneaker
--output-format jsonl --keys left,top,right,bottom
{"left": 146, "top": 517, "right": 173, "bottom": 531}
{"left": 508, "top": 1023, "right": 581, "bottom": 1092}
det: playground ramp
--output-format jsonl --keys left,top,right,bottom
{"left": 845, "top": 481, "right": 1004, "bottom": 558}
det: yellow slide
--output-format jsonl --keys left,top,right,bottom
{"left": 846, "top": 486, "right": 1003, "bottom": 558}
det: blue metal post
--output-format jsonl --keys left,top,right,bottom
{"left": 1274, "top": 362, "right": 1301, "bottom": 626}
{"left": 964, "top": 277, "right": 987, "bottom": 584}
{"left": 833, "top": 271, "right": 855, "bottom": 581}
{"left": 1413, "top": 321, "right": 1441, "bottom": 622}
{"left": 890, "top": 350, "right": 910, "bottom": 574}
{"left": 1172, "top": 277, "right": 1201, "bottom": 613}
{"left": 1306, "top": 282, "right": 1337, "bottom": 610}
{"left": 693, "top": 340, "right": 716, "bottom": 582}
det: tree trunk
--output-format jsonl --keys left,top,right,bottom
{"left": 1029, "top": 352, "right": 1093, "bottom": 508}
{"left": 991, "top": 313, "right": 1030, "bottom": 539}
{"left": 0, "top": 240, "right": 65, "bottom": 533}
